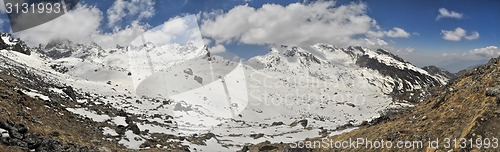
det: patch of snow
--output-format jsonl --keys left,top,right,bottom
{"left": 0, "top": 128, "right": 9, "bottom": 138}
{"left": 23, "top": 90, "right": 50, "bottom": 101}
{"left": 50, "top": 88, "right": 65, "bottom": 94}
{"left": 102, "top": 127, "right": 119, "bottom": 136}
{"left": 66, "top": 108, "right": 111, "bottom": 122}
{"left": 1, "top": 36, "right": 16, "bottom": 45}
{"left": 111, "top": 116, "right": 128, "bottom": 126}
{"left": 119, "top": 130, "right": 145, "bottom": 149}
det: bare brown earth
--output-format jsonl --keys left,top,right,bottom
{"left": 248, "top": 57, "right": 500, "bottom": 152}
{"left": 0, "top": 70, "right": 126, "bottom": 151}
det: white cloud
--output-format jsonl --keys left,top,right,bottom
{"left": 201, "top": 2, "right": 410, "bottom": 49}
{"left": 385, "top": 27, "right": 410, "bottom": 38}
{"left": 441, "top": 27, "right": 479, "bottom": 41}
{"left": 465, "top": 31, "right": 479, "bottom": 40}
{"left": 209, "top": 44, "right": 226, "bottom": 53}
{"left": 129, "top": 15, "right": 203, "bottom": 47}
{"left": 467, "top": 46, "right": 500, "bottom": 58}
{"left": 436, "top": 8, "right": 463, "bottom": 20}
{"left": 93, "top": 21, "right": 147, "bottom": 48}
{"left": 15, "top": 4, "right": 103, "bottom": 46}
{"left": 366, "top": 27, "right": 411, "bottom": 38}
{"left": 14, "top": 3, "right": 150, "bottom": 48}
{"left": 107, "top": 0, "right": 155, "bottom": 28}
{"left": 364, "top": 38, "right": 388, "bottom": 46}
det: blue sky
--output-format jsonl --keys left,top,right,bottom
{"left": 364, "top": 0, "right": 499, "bottom": 51}
{"left": 90, "top": 0, "right": 500, "bottom": 54}
{"left": 0, "top": 0, "right": 499, "bottom": 71}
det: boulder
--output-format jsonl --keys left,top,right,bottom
{"left": 298, "top": 119, "right": 308, "bottom": 128}
{"left": 127, "top": 124, "right": 141, "bottom": 135}
{"left": 486, "top": 86, "right": 500, "bottom": 96}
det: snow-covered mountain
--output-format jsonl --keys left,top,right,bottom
{"left": 248, "top": 44, "right": 447, "bottom": 103}
{"left": 0, "top": 33, "right": 451, "bottom": 150}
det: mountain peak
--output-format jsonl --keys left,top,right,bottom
{"left": 0, "top": 33, "right": 31, "bottom": 55}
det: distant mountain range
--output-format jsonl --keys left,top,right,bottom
{"left": 0, "top": 33, "right": 470, "bottom": 151}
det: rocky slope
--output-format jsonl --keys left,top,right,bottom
{"left": 249, "top": 55, "right": 500, "bottom": 152}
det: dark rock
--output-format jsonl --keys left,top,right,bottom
{"left": 9, "top": 129, "right": 23, "bottom": 139}
{"left": 117, "top": 109, "right": 127, "bottom": 117}
{"left": 336, "top": 123, "right": 354, "bottom": 130}
{"left": 184, "top": 68, "right": 193, "bottom": 75}
{"left": 387, "top": 133, "right": 399, "bottom": 141}
{"left": 369, "top": 115, "right": 390, "bottom": 125}
{"left": 127, "top": 72, "right": 132, "bottom": 76}
{"left": 206, "top": 132, "right": 216, "bottom": 139}
{"left": 288, "top": 147, "right": 313, "bottom": 152}
{"left": 16, "top": 90, "right": 25, "bottom": 95}
{"left": 3, "top": 138, "right": 27, "bottom": 147}
{"left": 25, "top": 133, "right": 42, "bottom": 150}
{"left": 298, "top": 119, "right": 308, "bottom": 128}
{"left": 250, "top": 133, "right": 264, "bottom": 139}
{"left": 50, "top": 64, "right": 69, "bottom": 73}
{"left": 127, "top": 124, "right": 141, "bottom": 135}
{"left": 239, "top": 145, "right": 249, "bottom": 152}
{"left": 63, "top": 86, "right": 77, "bottom": 101}
{"left": 49, "top": 131, "right": 60, "bottom": 137}
{"left": 345, "top": 103, "right": 356, "bottom": 107}
{"left": 116, "top": 125, "right": 126, "bottom": 135}
{"left": 194, "top": 76, "right": 203, "bottom": 84}
{"left": 79, "top": 146, "right": 89, "bottom": 152}
{"left": 271, "top": 121, "right": 285, "bottom": 126}
{"left": 473, "top": 85, "right": 484, "bottom": 92}
{"left": 17, "top": 124, "right": 28, "bottom": 134}
{"left": 259, "top": 145, "right": 277, "bottom": 151}
{"left": 486, "top": 86, "right": 500, "bottom": 96}
{"left": 140, "top": 142, "right": 151, "bottom": 148}
{"left": 39, "top": 137, "right": 63, "bottom": 151}
{"left": 30, "top": 116, "right": 43, "bottom": 124}
{"left": 0, "top": 120, "right": 13, "bottom": 130}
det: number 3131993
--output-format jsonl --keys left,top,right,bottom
{"left": 443, "top": 138, "right": 498, "bottom": 149}
{"left": 4, "top": 2, "right": 62, "bottom": 14}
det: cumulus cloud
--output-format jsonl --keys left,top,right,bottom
{"left": 367, "top": 27, "right": 411, "bottom": 38}
{"left": 209, "top": 44, "right": 226, "bottom": 53}
{"left": 15, "top": 4, "right": 103, "bottom": 46}
{"left": 441, "top": 27, "right": 479, "bottom": 41}
{"left": 436, "top": 8, "right": 463, "bottom": 20}
{"left": 201, "top": 1, "right": 410, "bottom": 49}
{"left": 107, "top": 0, "right": 155, "bottom": 28}
{"left": 129, "top": 15, "right": 203, "bottom": 47}
{"left": 384, "top": 27, "right": 411, "bottom": 38}
{"left": 467, "top": 46, "right": 500, "bottom": 58}
{"left": 464, "top": 31, "right": 479, "bottom": 40}
{"left": 14, "top": 3, "right": 150, "bottom": 48}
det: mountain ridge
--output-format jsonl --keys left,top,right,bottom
{"left": 0, "top": 33, "right": 461, "bottom": 151}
